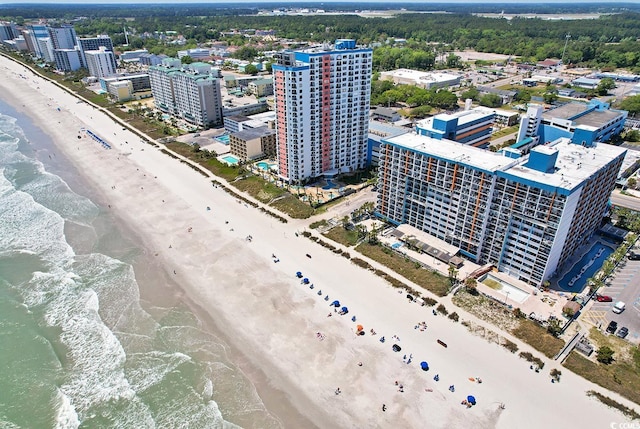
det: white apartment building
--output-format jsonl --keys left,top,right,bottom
{"left": 377, "top": 133, "right": 625, "bottom": 286}
{"left": 149, "top": 60, "right": 223, "bottom": 128}
{"left": 85, "top": 46, "right": 116, "bottom": 78}
{"left": 272, "top": 39, "right": 372, "bottom": 183}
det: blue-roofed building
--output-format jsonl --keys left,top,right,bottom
{"left": 367, "top": 120, "right": 409, "bottom": 166}
{"left": 517, "top": 101, "right": 627, "bottom": 147}
{"left": 415, "top": 109, "right": 494, "bottom": 148}
{"left": 376, "top": 133, "right": 625, "bottom": 286}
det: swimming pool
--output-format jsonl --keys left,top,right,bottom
{"left": 257, "top": 161, "right": 274, "bottom": 171}
{"left": 162, "top": 114, "right": 171, "bottom": 120}
{"left": 215, "top": 135, "right": 230, "bottom": 144}
{"left": 392, "top": 242, "right": 403, "bottom": 249}
{"left": 322, "top": 180, "right": 337, "bottom": 190}
{"left": 482, "top": 273, "right": 530, "bottom": 304}
{"left": 221, "top": 155, "right": 239, "bottom": 165}
{"left": 558, "top": 243, "right": 614, "bottom": 293}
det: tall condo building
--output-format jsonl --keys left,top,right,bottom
{"left": 77, "top": 35, "right": 116, "bottom": 71}
{"left": 272, "top": 39, "right": 372, "bottom": 183}
{"left": 48, "top": 25, "right": 77, "bottom": 50}
{"left": 85, "top": 46, "right": 116, "bottom": 78}
{"left": 376, "top": 133, "right": 625, "bottom": 286}
{"left": 23, "top": 24, "right": 49, "bottom": 58}
{"left": 149, "top": 59, "right": 223, "bottom": 128}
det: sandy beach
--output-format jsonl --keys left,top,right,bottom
{"left": 1, "top": 54, "right": 637, "bottom": 428}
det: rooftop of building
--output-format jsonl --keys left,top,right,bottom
{"left": 380, "top": 68, "right": 460, "bottom": 83}
{"left": 384, "top": 133, "right": 626, "bottom": 193}
{"left": 472, "top": 106, "right": 520, "bottom": 118}
{"left": 416, "top": 109, "right": 493, "bottom": 130}
{"left": 384, "top": 132, "right": 517, "bottom": 173}
{"left": 231, "top": 126, "right": 274, "bottom": 140}
{"left": 543, "top": 102, "right": 625, "bottom": 129}
{"left": 505, "top": 139, "right": 626, "bottom": 193}
{"left": 573, "top": 109, "right": 623, "bottom": 129}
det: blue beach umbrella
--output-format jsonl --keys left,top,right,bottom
{"left": 303, "top": 278, "right": 310, "bottom": 284}
{"left": 467, "top": 395, "right": 476, "bottom": 405}
{"left": 341, "top": 306, "right": 349, "bottom": 314}
{"left": 331, "top": 300, "right": 340, "bottom": 307}
{"left": 420, "top": 361, "right": 429, "bottom": 371}
{"left": 296, "top": 271, "right": 303, "bottom": 278}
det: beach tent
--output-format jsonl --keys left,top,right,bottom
{"left": 392, "top": 344, "right": 402, "bottom": 352}
{"left": 331, "top": 300, "right": 340, "bottom": 307}
{"left": 420, "top": 361, "right": 429, "bottom": 371}
{"left": 467, "top": 396, "right": 476, "bottom": 405}
{"left": 296, "top": 272, "right": 303, "bottom": 278}
{"left": 341, "top": 306, "right": 349, "bottom": 314}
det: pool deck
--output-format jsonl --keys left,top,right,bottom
{"left": 475, "top": 271, "right": 568, "bottom": 320}
{"left": 551, "top": 238, "right": 614, "bottom": 293}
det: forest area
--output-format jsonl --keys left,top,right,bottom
{"left": 1, "top": 6, "right": 639, "bottom": 72}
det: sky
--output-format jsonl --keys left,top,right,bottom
{"left": 5, "top": 0, "right": 630, "bottom": 3}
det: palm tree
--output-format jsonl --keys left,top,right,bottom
{"left": 448, "top": 264, "right": 459, "bottom": 288}
{"left": 464, "top": 277, "right": 477, "bottom": 293}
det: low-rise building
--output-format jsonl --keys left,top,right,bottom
{"left": 229, "top": 126, "right": 276, "bottom": 161}
{"left": 416, "top": 109, "right": 495, "bottom": 148}
{"left": 247, "top": 78, "right": 274, "bottom": 97}
{"left": 380, "top": 69, "right": 461, "bottom": 90}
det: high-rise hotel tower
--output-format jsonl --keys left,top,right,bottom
{"left": 273, "top": 39, "right": 372, "bottom": 183}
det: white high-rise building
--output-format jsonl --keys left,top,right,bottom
{"left": 85, "top": 46, "right": 116, "bottom": 78}
{"left": 376, "top": 133, "right": 625, "bottom": 286}
{"left": 149, "top": 59, "right": 223, "bottom": 128}
{"left": 272, "top": 39, "right": 372, "bottom": 183}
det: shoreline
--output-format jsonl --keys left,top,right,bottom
{"left": 1, "top": 55, "right": 638, "bottom": 428}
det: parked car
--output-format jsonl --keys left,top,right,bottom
{"left": 616, "top": 327, "right": 629, "bottom": 339}
{"left": 596, "top": 295, "right": 613, "bottom": 302}
{"left": 606, "top": 320, "right": 618, "bottom": 334}
{"left": 612, "top": 301, "right": 626, "bottom": 314}
{"left": 628, "top": 252, "right": 640, "bottom": 260}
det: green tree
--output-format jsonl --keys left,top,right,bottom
{"left": 547, "top": 319, "right": 562, "bottom": 336}
{"left": 596, "top": 346, "right": 614, "bottom": 364}
{"left": 543, "top": 92, "right": 558, "bottom": 104}
{"left": 464, "top": 277, "right": 477, "bottom": 293}
{"left": 461, "top": 87, "right": 479, "bottom": 101}
{"left": 628, "top": 177, "right": 637, "bottom": 189}
{"left": 233, "top": 46, "right": 259, "bottom": 61}
{"left": 619, "top": 95, "right": 640, "bottom": 117}
{"left": 624, "top": 130, "right": 640, "bottom": 142}
{"left": 479, "top": 93, "right": 502, "bottom": 108}
{"left": 181, "top": 55, "right": 193, "bottom": 64}
{"left": 448, "top": 264, "right": 459, "bottom": 288}
{"left": 596, "top": 78, "right": 616, "bottom": 96}
{"left": 244, "top": 64, "right": 259, "bottom": 75}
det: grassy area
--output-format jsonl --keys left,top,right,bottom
{"left": 340, "top": 168, "right": 377, "bottom": 186}
{"left": 483, "top": 278, "right": 501, "bottom": 289}
{"left": 562, "top": 327, "right": 640, "bottom": 408}
{"left": 234, "top": 176, "right": 286, "bottom": 203}
{"left": 324, "top": 226, "right": 359, "bottom": 247}
{"left": 565, "top": 352, "right": 640, "bottom": 407}
{"left": 490, "top": 125, "right": 519, "bottom": 140}
{"left": 355, "top": 242, "right": 450, "bottom": 296}
{"left": 511, "top": 319, "right": 565, "bottom": 358}
{"left": 270, "top": 194, "right": 315, "bottom": 219}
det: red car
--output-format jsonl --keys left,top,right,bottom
{"left": 596, "top": 295, "right": 613, "bottom": 302}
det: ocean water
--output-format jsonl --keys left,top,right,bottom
{"left": 0, "top": 105, "right": 279, "bottom": 428}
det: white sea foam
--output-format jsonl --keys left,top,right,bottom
{"left": 0, "top": 112, "right": 245, "bottom": 428}
{"left": 53, "top": 389, "right": 80, "bottom": 429}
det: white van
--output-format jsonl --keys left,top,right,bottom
{"left": 612, "top": 301, "right": 626, "bottom": 314}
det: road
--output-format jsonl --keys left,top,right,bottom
{"left": 610, "top": 190, "right": 640, "bottom": 212}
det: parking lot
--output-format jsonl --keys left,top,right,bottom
{"left": 585, "top": 257, "right": 640, "bottom": 343}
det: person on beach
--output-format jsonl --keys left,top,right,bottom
{"left": 382, "top": 404, "right": 386, "bottom": 412}
{"left": 335, "top": 388, "right": 341, "bottom": 395}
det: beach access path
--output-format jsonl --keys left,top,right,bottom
{"left": 0, "top": 55, "right": 637, "bottom": 428}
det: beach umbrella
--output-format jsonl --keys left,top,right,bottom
{"left": 392, "top": 344, "right": 402, "bottom": 352}
{"left": 341, "top": 306, "right": 349, "bottom": 314}
{"left": 420, "top": 361, "right": 429, "bottom": 371}
{"left": 331, "top": 300, "right": 340, "bottom": 307}
{"left": 296, "top": 271, "right": 303, "bottom": 278}
{"left": 356, "top": 325, "right": 364, "bottom": 332}
{"left": 467, "top": 395, "right": 476, "bottom": 405}
{"left": 303, "top": 278, "right": 310, "bottom": 284}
